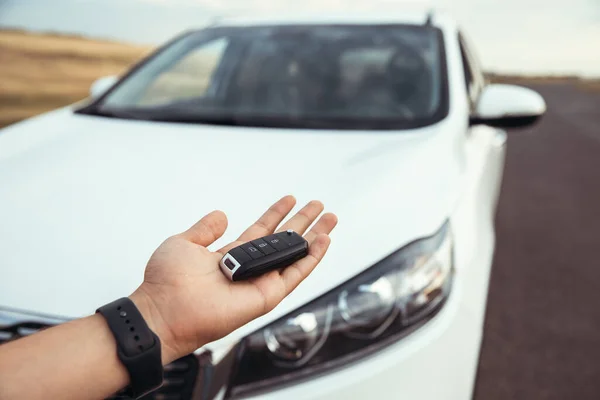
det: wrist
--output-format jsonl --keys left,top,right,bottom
{"left": 129, "top": 289, "right": 180, "bottom": 364}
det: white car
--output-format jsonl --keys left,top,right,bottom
{"left": 0, "top": 11, "right": 545, "bottom": 400}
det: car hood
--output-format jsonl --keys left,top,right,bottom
{"left": 0, "top": 108, "right": 464, "bottom": 349}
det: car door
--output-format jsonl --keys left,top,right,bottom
{"left": 452, "top": 30, "right": 507, "bottom": 319}
{"left": 458, "top": 29, "right": 505, "bottom": 209}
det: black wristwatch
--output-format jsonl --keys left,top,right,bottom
{"left": 97, "top": 298, "right": 163, "bottom": 399}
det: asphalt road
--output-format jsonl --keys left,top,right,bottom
{"left": 474, "top": 83, "right": 600, "bottom": 400}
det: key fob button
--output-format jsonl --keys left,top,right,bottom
{"left": 241, "top": 244, "right": 264, "bottom": 259}
{"left": 251, "top": 239, "right": 277, "bottom": 255}
{"left": 276, "top": 231, "right": 305, "bottom": 246}
{"left": 229, "top": 247, "right": 252, "bottom": 264}
{"left": 263, "top": 234, "right": 289, "bottom": 251}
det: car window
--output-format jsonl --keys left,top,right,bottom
{"left": 94, "top": 25, "right": 449, "bottom": 130}
{"left": 339, "top": 48, "right": 394, "bottom": 97}
{"left": 137, "top": 38, "right": 229, "bottom": 106}
{"left": 462, "top": 36, "right": 484, "bottom": 84}
{"left": 459, "top": 41, "right": 474, "bottom": 93}
{"left": 458, "top": 33, "right": 484, "bottom": 107}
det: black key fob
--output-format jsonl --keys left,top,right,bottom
{"left": 220, "top": 230, "right": 309, "bottom": 281}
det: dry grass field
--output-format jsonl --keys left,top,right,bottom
{"left": 1, "top": 28, "right": 599, "bottom": 129}
{"left": 0, "top": 29, "right": 152, "bottom": 128}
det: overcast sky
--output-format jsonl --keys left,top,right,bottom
{"left": 1, "top": 0, "right": 599, "bottom": 76}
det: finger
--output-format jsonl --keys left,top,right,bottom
{"left": 302, "top": 213, "right": 338, "bottom": 244}
{"left": 281, "top": 234, "right": 331, "bottom": 293}
{"left": 180, "top": 210, "right": 228, "bottom": 246}
{"left": 219, "top": 210, "right": 336, "bottom": 257}
{"left": 276, "top": 200, "right": 324, "bottom": 236}
{"left": 217, "top": 195, "right": 296, "bottom": 254}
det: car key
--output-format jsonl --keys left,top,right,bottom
{"left": 220, "top": 230, "right": 309, "bottom": 281}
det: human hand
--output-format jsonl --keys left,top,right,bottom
{"left": 130, "top": 196, "right": 337, "bottom": 364}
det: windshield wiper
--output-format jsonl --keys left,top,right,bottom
{"left": 81, "top": 108, "right": 151, "bottom": 120}
{"left": 150, "top": 114, "right": 336, "bottom": 128}
{"left": 149, "top": 113, "right": 244, "bottom": 126}
{"left": 78, "top": 106, "right": 244, "bottom": 126}
{"left": 78, "top": 108, "right": 421, "bottom": 130}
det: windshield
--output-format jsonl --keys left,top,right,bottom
{"left": 86, "top": 24, "right": 448, "bottom": 130}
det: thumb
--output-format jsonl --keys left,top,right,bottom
{"left": 180, "top": 210, "right": 228, "bottom": 246}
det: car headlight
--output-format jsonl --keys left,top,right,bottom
{"left": 228, "top": 221, "right": 454, "bottom": 397}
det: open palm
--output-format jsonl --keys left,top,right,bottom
{"left": 131, "top": 196, "right": 337, "bottom": 364}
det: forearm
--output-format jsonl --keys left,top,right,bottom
{"left": 0, "top": 313, "right": 129, "bottom": 400}
{"left": 0, "top": 294, "right": 178, "bottom": 400}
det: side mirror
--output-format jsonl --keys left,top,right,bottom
{"left": 89, "top": 76, "right": 118, "bottom": 99}
{"left": 471, "top": 84, "right": 546, "bottom": 128}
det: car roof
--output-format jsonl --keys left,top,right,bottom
{"left": 212, "top": 9, "right": 451, "bottom": 29}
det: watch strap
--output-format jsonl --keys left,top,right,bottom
{"left": 97, "top": 298, "right": 163, "bottom": 399}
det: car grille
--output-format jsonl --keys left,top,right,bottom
{"left": 109, "top": 354, "right": 199, "bottom": 400}
{"left": 0, "top": 320, "right": 199, "bottom": 400}
{"left": 0, "top": 321, "right": 52, "bottom": 344}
